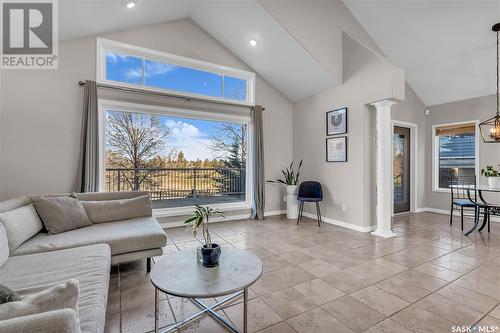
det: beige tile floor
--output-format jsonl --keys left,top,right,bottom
{"left": 105, "top": 212, "right": 500, "bottom": 333}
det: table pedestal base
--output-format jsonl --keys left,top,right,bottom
{"left": 155, "top": 288, "right": 248, "bottom": 333}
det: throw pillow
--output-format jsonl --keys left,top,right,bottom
{"left": 0, "top": 279, "right": 79, "bottom": 321}
{"left": 0, "top": 223, "right": 9, "bottom": 268}
{"left": 0, "top": 204, "right": 43, "bottom": 252}
{"left": 32, "top": 196, "right": 91, "bottom": 234}
{"left": 81, "top": 195, "right": 152, "bottom": 223}
{"left": 0, "top": 283, "right": 20, "bottom": 304}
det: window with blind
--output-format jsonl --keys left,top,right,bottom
{"left": 433, "top": 122, "right": 478, "bottom": 190}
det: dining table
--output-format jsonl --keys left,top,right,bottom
{"left": 451, "top": 184, "right": 500, "bottom": 236}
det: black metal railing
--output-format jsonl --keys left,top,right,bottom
{"left": 105, "top": 167, "right": 246, "bottom": 200}
{"left": 394, "top": 174, "right": 403, "bottom": 202}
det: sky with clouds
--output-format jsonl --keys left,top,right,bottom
{"left": 105, "top": 51, "right": 246, "bottom": 101}
{"left": 163, "top": 117, "right": 221, "bottom": 161}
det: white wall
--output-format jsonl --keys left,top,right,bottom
{"left": 0, "top": 19, "right": 293, "bottom": 217}
{"left": 424, "top": 94, "right": 500, "bottom": 211}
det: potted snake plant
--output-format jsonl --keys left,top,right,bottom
{"left": 481, "top": 165, "right": 500, "bottom": 188}
{"left": 267, "top": 160, "right": 303, "bottom": 195}
{"left": 184, "top": 205, "right": 224, "bottom": 267}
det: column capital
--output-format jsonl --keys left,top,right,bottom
{"left": 371, "top": 100, "right": 397, "bottom": 109}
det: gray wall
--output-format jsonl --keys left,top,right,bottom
{"left": 0, "top": 19, "right": 293, "bottom": 217}
{"left": 0, "top": 70, "right": 3, "bottom": 196}
{"left": 425, "top": 94, "right": 500, "bottom": 210}
{"left": 261, "top": 0, "right": 386, "bottom": 85}
{"left": 392, "top": 82, "right": 427, "bottom": 210}
{"left": 292, "top": 34, "right": 417, "bottom": 230}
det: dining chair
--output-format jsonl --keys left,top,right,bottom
{"left": 296, "top": 181, "right": 323, "bottom": 226}
{"left": 449, "top": 174, "right": 477, "bottom": 230}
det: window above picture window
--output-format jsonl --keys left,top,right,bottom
{"left": 432, "top": 121, "right": 479, "bottom": 192}
{"left": 97, "top": 38, "right": 255, "bottom": 105}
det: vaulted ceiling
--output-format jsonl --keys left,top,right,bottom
{"left": 345, "top": 0, "right": 500, "bottom": 106}
{"left": 59, "top": 0, "right": 338, "bottom": 102}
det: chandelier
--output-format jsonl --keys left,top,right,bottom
{"left": 479, "top": 23, "right": 500, "bottom": 143}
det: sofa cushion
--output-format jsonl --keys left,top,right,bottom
{"left": 81, "top": 195, "right": 152, "bottom": 223}
{"left": 0, "top": 308, "right": 79, "bottom": 333}
{"left": 0, "top": 196, "right": 32, "bottom": 214}
{"left": 32, "top": 196, "right": 91, "bottom": 234}
{"left": 0, "top": 244, "right": 110, "bottom": 333}
{"left": 0, "top": 279, "right": 79, "bottom": 321}
{"left": 0, "top": 283, "right": 21, "bottom": 304}
{"left": 0, "top": 223, "right": 9, "bottom": 268}
{"left": 12, "top": 217, "right": 167, "bottom": 257}
{"left": 0, "top": 204, "right": 43, "bottom": 252}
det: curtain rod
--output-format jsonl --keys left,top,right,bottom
{"left": 78, "top": 80, "right": 264, "bottom": 110}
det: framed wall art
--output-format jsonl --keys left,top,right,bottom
{"left": 326, "top": 107, "right": 347, "bottom": 136}
{"left": 326, "top": 136, "right": 347, "bottom": 162}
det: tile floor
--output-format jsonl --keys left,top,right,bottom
{"left": 105, "top": 212, "right": 500, "bottom": 333}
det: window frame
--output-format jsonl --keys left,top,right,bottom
{"left": 96, "top": 38, "right": 256, "bottom": 106}
{"left": 432, "top": 120, "right": 480, "bottom": 193}
{"left": 97, "top": 99, "right": 254, "bottom": 216}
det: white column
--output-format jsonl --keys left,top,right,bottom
{"left": 372, "top": 100, "right": 397, "bottom": 238}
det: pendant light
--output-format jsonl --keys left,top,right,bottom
{"left": 479, "top": 23, "right": 500, "bottom": 143}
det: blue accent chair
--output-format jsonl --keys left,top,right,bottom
{"left": 297, "top": 181, "right": 323, "bottom": 226}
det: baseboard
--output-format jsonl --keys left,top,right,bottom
{"left": 416, "top": 207, "right": 500, "bottom": 223}
{"left": 160, "top": 209, "right": 286, "bottom": 229}
{"left": 301, "top": 212, "right": 376, "bottom": 233}
{"left": 264, "top": 210, "right": 287, "bottom": 216}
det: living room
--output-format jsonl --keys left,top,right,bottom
{"left": 1, "top": 1, "right": 500, "bottom": 333}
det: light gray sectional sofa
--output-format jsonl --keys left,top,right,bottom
{"left": 0, "top": 191, "right": 167, "bottom": 333}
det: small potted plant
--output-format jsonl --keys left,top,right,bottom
{"left": 267, "top": 160, "right": 303, "bottom": 195}
{"left": 184, "top": 205, "right": 224, "bottom": 267}
{"left": 481, "top": 165, "right": 500, "bottom": 188}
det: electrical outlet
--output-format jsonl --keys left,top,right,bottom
{"left": 341, "top": 204, "right": 347, "bottom": 212}
{"left": 283, "top": 196, "right": 287, "bottom": 202}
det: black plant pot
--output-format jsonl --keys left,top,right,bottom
{"left": 201, "top": 244, "right": 221, "bottom": 267}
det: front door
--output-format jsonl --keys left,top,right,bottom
{"left": 393, "top": 126, "right": 411, "bottom": 213}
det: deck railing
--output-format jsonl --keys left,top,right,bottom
{"left": 394, "top": 174, "right": 403, "bottom": 202}
{"left": 105, "top": 167, "right": 246, "bottom": 200}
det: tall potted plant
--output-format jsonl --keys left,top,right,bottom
{"left": 481, "top": 165, "right": 500, "bottom": 188}
{"left": 267, "top": 160, "right": 303, "bottom": 195}
{"left": 184, "top": 205, "right": 224, "bottom": 267}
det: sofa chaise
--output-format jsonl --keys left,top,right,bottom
{"left": 0, "top": 191, "right": 167, "bottom": 333}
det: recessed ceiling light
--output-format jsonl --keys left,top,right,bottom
{"left": 125, "top": 0, "right": 136, "bottom": 9}
{"left": 249, "top": 39, "right": 258, "bottom": 47}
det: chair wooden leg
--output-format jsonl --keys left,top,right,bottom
{"left": 147, "top": 257, "right": 151, "bottom": 273}
{"left": 460, "top": 206, "right": 464, "bottom": 231}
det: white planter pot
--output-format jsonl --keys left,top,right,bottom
{"left": 286, "top": 185, "right": 297, "bottom": 195}
{"left": 488, "top": 177, "right": 500, "bottom": 188}
{"left": 286, "top": 185, "right": 298, "bottom": 219}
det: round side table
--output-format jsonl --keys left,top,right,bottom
{"left": 150, "top": 247, "right": 262, "bottom": 333}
